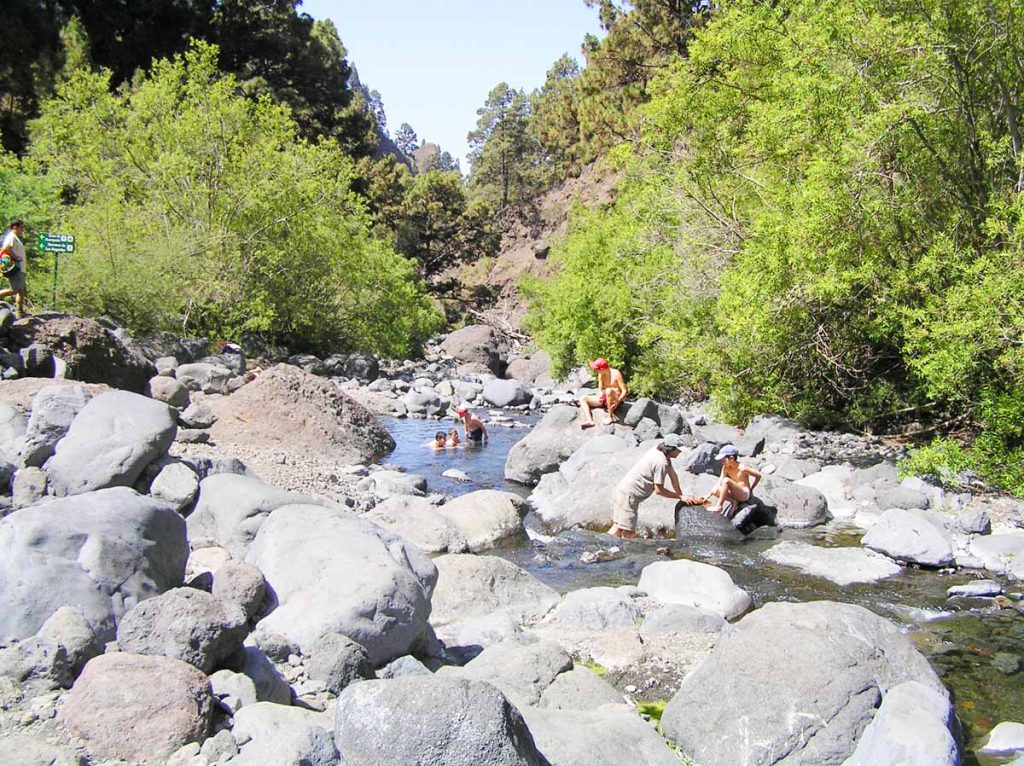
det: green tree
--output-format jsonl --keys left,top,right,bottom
{"left": 530, "top": 54, "right": 582, "bottom": 175}
{"left": 394, "top": 123, "right": 419, "bottom": 156}
{"left": 467, "top": 83, "right": 544, "bottom": 207}
{"left": 395, "top": 170, "right": 498, "bottom": 281}
{"left": 529, "top": 0, "right": 1024, "bottom": 490}
{"left": 575, "top": 0, "right": 706, "bottom": 159}
{"left": 29, "top": 41, "right": 440, "bottom": 355}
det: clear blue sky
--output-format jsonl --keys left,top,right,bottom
{"left": 300, "top": 0, "right": 603, "bottom": 170}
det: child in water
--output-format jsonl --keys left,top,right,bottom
{"left": 447, "top": 429, "right": 461, "bottom": 447}
{"left": 432, "top": 431, "right": 447, "bottom": 450}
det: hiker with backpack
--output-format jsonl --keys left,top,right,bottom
{"left": 0, "top": 219, "right": 28, "bottom": 318}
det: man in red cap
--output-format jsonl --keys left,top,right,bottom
{"left": 579, "top": 357, "right": 627, "bottom": 429}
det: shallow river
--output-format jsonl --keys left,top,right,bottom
{"left": 381, "top": 415, "right": 1024, "bottom": 764}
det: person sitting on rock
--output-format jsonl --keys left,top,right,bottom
{"left": 432, "top": 431, "right": 447, "bottom": 450}
{"left": 454, "top": 403, "right": 488, "bottom": 444}
{"left": 608, "top": 434, "right": 702, "bottom": 538}
{"left": 579, "top": 358, "right": 628, "bottom": 429}
{"left": 447, "top": 428, "right": 461, "bottom": 447}
{"left": 705, "top": 445, "right": 762, "bottom": 517}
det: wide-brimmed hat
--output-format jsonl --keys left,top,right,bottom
{"left": 716, "top": 445, "right": 740, "bottom": 459}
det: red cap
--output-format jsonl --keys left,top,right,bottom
{"left": 590, "top": 358, "right": 609, "bottom": 370}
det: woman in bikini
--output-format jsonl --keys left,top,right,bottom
{"left": 706, "top": 445, "right": 761, "bottom": 517}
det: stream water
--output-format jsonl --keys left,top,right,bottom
{"left": 381, "top": 415, "right": 1024, "bottom": 764}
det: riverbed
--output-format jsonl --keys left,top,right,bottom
{"left": 382, "top": 415, "right": 1024, "bottom": 764}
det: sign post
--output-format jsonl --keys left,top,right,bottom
{"left": 35, "top": 233, "right": 75, "bottom": 306}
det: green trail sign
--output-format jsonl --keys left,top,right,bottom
{"left": 36, "top": 232, "right": 75, "bottom": 253}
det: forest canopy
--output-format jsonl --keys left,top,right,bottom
{"left": 22, "top": 42, "right": 442, "bottom": 356}
{"left": 525, "top": 0, "right": 1024, "bottom": 487}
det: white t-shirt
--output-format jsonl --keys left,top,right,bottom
{"left": 1, "top": 230, "right": 25, "bottom": 271}
{"left": 615, "top": 448, "right": 670, "bottom": 503}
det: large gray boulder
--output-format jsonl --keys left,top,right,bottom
{"left": 175, "top": 362, "right": 232, "bottom": 394}
{"left": 10, "top": 315, "right": 155, "bottom": 393}
{"left": 365, "top": 495, "right": 468, "bottom": 554}
{"left": 522, "top": 706, "right": 681, "bottom": 766}
{"left": 862, "top": 508, "right": 954, "bottom": 567}
{"left": 149, "top": 460, "right": 200, "bottom": 512}
{"left": 440, "top": 324, "right": 505, "bottom": 375}
{"left": 661, "top": 601, "right": 948, "bottom": 766}
{"left": 743, "top": 414, "right": 803, "bottom": 450}
{"left": 640, "top": 604, "right": 727, "bottom": 637}
{"left": 547, "top": 587, "right": 641, "bottom": 631}
{"left": 842, "top": 680, "right": 959, "bottom": 766}
{"left": 538, "top": 666, "right": 625, "bottom": 710}
{"left": 638, "top": 560, "right": 752, "bottom": 620}
{"left": 145, "top": 374, "right": 190, "bottom": 409}
{"left": 484, "top": 378, "right": 532, "bottom": 407}
{"left": 506, "top": 405, "right": 626, "bottom": 486}
{"left": 356, "top": 469, "right": 427, "bottom": 499}
{"left": 968, "top": 533, "right": 1024, "bottom": 580}
{"left": 505, "top": 350, "right": 552, "bottom": 386}
{"left": 442, "top": 639, "right": 572, "bottom": 707}
{"left": 59, "top": 652, "right": 213, "bottom": 764}
{"left": 436, "top": 490, "right": 528, "bottom": 551}
{"left": 755, "top": 476, "right": 830, "bottom": 528}
{"left": 429, "top": 554, "right": 560, "bottom": 629}
{"left": 0, "top": 488, "right": 187, "bottom": 642}
{"left": 232, "top": 702, "right": 339, "bottom": 766}
{"left": 116, "top": 587, "right": 248, "bottom": 673}
{"left": 334, "top": 676, "right": 547, "bottom": 766}
{"left": 763, "top": 541, "right": 902, "bottom": 586}
{"left": 247, "top": 504, "right": 437, "bottom": 664}
{"left": 187, "top": 473, "right": 310, "bottom": 557}
{"left": 19, "top": 384, "right": 92, "bottom": 467}
{"left": 45, "top": 390, "right": 177, "bottom": 496}
{"left": 0, "top": 400, "right": 26, "bottom": 460}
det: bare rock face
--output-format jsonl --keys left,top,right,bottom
{"left": 207, "top": 364, "right": 395, "bottom": 463}
{"left": 9, "top": 315, "right": 155, "bottom": 392}
{"left": 60, "top": 653, "right": 213, "bottom": 764}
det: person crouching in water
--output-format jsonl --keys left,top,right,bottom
{"left": 454, "top": 403, "right": 488, "bottom": 444}
{"left": 447, "top": 428, "right": 461, "bottom": 447}
{"left": 579, "top": 358, "right": 627, "bottom": 429}
{"left": 705, "top": 445, "right": 761, "bottom": 517}
{"left": 608, "top": 434, "right": 702, "bottom": 538}
{"left": 432, "top": 431, "right": 447, "bottom": 450}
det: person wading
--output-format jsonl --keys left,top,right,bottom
{"left": 608, "top": 434, "right": 702, "bottom": 538}
{"left": 579, "top": 358, "right": 627, "bottom": 429}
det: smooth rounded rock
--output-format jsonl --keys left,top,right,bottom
{"left": 862, "top": 508, "right": 954, "bottom": 567}
{"left": 0, "top": 487, "right": 188, "bottom": 643}
{"left": 334, "top": 676, "right": 546, "bottom": 766}
{"left": 638, "top": 560, "right": 752, "bottom": 620}
{"left": 60, "top": 653, "right": 213, "bottom": 764}
{"left": 45, "top": 391, "right": 177, "bottom": 496}
{"left": 661, "top": 601, "right": 947, "bottom": 766}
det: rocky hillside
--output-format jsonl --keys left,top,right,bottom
{"left": 452, "top": 162, "right": 618, "bottom": 331}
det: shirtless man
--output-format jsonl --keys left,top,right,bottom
{"left": 454, "top": 403, "right": 488, "bottom": 444}
{"left": 706, "top": 445, "right": 762, "bottom": 517}
{"left": 579, "top": 358, "right": 627, "bottom": 429}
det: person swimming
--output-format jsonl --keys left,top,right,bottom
{"left": 431, "top": 431, "right": 447, "bottom": 450}
{"left": 447, "top": 428, "right": 461, "bottom": 447}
